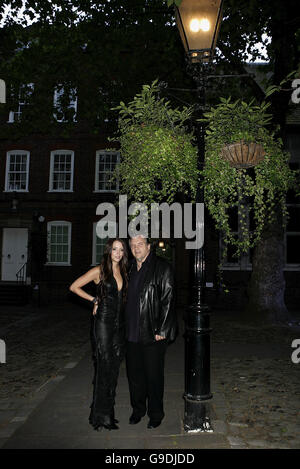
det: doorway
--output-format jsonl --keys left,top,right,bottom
{"left": 1, "top": 228, "right": 28, "bottom": 281}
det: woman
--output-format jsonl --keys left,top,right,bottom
{"left": 69, "top": 238, "right": 128, "bottom": 431}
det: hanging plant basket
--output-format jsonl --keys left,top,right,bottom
{"left": 200, "top": 97, "right": 297, "bottom": 262}
{"left": 220, "top": 140, "right": 266, "bottom": 169}
{"left": 111, "top": 81, "right": 198, "bottom": 206}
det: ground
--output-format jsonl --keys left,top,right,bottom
{"left": 0, "top": 302, "right": 299, "bottom": 449}
{"left": 0, "top": 302, "right": 90, "bottom": 399}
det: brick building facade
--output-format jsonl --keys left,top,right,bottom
{"left": 0, "top": 85, "right": 299, "bottom": 311}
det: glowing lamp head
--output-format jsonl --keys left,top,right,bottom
{"left": 175, "top": 0, "right": 224, "bottom": 63}
{"left": 189, "top": 18, "right": 210, "bottom": 33}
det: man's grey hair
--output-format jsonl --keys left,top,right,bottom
{"left": 129, "top": 235, "right": 151, "bottom": 245}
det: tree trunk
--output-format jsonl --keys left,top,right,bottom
{"left": 245, "top": 209, "right": 291, "bottom": 324}
{"left": 244, "top": 1, "right": 299, "bottom": 325}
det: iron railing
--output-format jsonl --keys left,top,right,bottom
{"left": 16, "top": 262, "right": 27, "bottom": 283}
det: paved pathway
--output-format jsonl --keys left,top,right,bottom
{"left": 0, "top": 329, "right": 230, "bottom": 449}
{"left": 0, "top": 306, "right": 299, "bottom": 450}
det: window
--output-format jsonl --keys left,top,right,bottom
{"left": 219, "top": 205, "right": 253, "bottom": 270}
{"left": 49, "top": 150, "right": 74, "bottom": 192}
{"left": 92, "top": 222, "right": 107, "bottom": 265}
{"left": 285, "top": 162, "right": 300, "bottom": 268}
{"left": 285, "top": 206, "right": 300, "bottom": 265}
{"left": 47, "top": 221, "right": 71, "bottom": 265}
{"left": 5, "top": 151, "right": 30, "bottom": 192}
{"left": 53, "top": 84, "right": 77, "bottom": 122}
{"left": 95, "top": 150, "right": 120, "bottom": 192}
{"left": 92, "top": 221, "right": 117, "bottom": 265}
{"left": 220, "top": 163, "right": 300, "bottom": 270}
{"left": 8, "top": 83, "right": 34, "bottom": 123}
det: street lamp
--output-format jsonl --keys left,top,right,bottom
{"left": 175, "top": 0, "right": 224, "bottom": 432}
{"left": 175, "top": 0, "right": 223, "bottom": 63}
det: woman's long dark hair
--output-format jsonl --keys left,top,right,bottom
{"left": 97, "top": 238, "right": 128, "bottom": 303}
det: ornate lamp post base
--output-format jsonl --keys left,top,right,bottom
{"left": 184, "top": 400, "right": 213, "bottom": 433}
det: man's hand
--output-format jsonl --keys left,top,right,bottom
{"left": 155, "top": 335, "right": 165, "bottom": 341}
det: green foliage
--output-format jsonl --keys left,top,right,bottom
{"left": 112, "top": 80, "right": 198, "bottom": 206}
{"left": 201, "top": 97, "right": 273, "bottom": 146}
{"left": 201, "top": 97, "right": 298, "bottom": 260}
{"left": 166, "top": 0, "right": 182, "bottom": 6}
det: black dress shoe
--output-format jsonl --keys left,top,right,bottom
{"left": 95, "top": 421, "right": 119, "bottom": 431}
{"left": 103, "top": 421, "right": 119, "bottom": 430}
{"left": 129, "top": 414, "right": 142, "bottom": 425}
{"left": 147, "top": 420, "right": 162, "bottom": 429}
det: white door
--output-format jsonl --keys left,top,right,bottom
{"left": 1, "top": 228, "right": 28, "bottom": 281}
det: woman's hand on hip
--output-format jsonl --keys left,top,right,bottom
{"left": 155, "top": 335, "right": 165, "bottom": 341}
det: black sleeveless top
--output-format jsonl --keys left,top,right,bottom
{"left": 96, "top": 275, "right": 124, "bottom": 327}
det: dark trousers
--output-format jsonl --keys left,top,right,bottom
{"left": 126, "top": 340, "right": 167, "bottom": 422}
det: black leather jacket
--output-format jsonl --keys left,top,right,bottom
{"left": 129, "top": 254, "right": 177, "bottom": 345}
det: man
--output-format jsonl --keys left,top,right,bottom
{"left": 125, "top": 235, "right": 177, "bottom": 429}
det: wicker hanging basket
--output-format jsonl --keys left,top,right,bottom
{"left": 220, "top": 141, "right": 266, "bottom": 169}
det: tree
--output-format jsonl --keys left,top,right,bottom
{"left": 1, "top": 0, "right": 300, "bottom": 323}
{"left": 0, "top": 1, "right": 187, "bottom": 138}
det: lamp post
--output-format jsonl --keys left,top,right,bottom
{"left": 175, "top": 0, "right": 224, "bottom": 432}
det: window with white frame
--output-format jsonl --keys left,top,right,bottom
{"left": 47, "top": 221, "right": 71, "bottom": 265}
{"left": 5, "top": 151, "right": 30, "bottom": 192}
{"left": 49, "top": 150, "right": 74, "bottom": 192}
{"left": 8, "top": 83, "right": 34, "bottom": 123}
{"left": 95, "top": 151, "right": 120, "bottom": 192}
{"left": 53, "top": 84, "right": 77, "bottom": 122}
{"left": 92, "top": 221, "right": 117, "bottom": 265}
